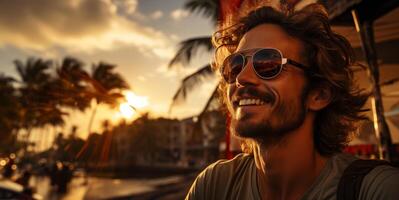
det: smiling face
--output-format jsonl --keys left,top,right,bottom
{"left": 226, "top": 24, "right": 310, "bottom": 143}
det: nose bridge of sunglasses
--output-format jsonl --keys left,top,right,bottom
{"left": 243, "top": 54, "right": 253, "bottom": 67}
{"left": 234, "top": 54, "right": 260, "bottom": 80}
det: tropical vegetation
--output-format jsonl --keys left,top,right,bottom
{"left": 168, "top": 0, "right": 220, "bottom": 115}
{"left": 0, "top": 57, "right": 128, "bottom": 156}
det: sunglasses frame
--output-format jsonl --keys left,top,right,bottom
{"left": 220, "top": 48, "right": 311, "bottom": 84}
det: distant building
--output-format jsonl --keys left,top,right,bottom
{"left": 109, "top": 111, "right": 226, "bottom": 168}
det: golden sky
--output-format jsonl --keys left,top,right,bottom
{"left": 0, "top": 0, "right": 216, "bottom": 141}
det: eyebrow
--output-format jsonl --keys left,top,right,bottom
{"left": 234, "top": 48, "right": 262, "bottom": 54}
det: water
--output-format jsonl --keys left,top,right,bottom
{"left": 30, "top": 175, "right": 184, "bottom": 200}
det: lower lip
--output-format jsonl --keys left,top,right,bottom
{"left": 237, "top": 104, "right": 267, "bottom": 112}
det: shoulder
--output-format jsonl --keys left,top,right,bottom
{"left": 323, "top": 153, "right": 358, "bottom": 185}
{"left": 331, "top": 153, "right": 359, "bottom": 169}
{"left": 203, "top": 153, "right": 254, "bottom": 176}
{"left": 301, "top": 153, "right": 358, "bottom": 199}
{"left": 194, "top": 153, "right": 254, "bottom": 186}
{"left": 185, "top": 153, "right": 254, "bottom": 200}
{"left": 359, "top": 164, "right": 399, "bottom": 200}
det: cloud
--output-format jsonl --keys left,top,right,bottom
{"left": 150, "top": 10, "right": 163, "bottom": 19}
{"left": 137, "top": 76, "right": 147, "bottom": 81}
{"left": 155, "top": 63, "right": 200, "bottom": 78}
{"left": 112, "top": 0, "right": 137, "bottom": 15}
{"left": 0, "top": 0, "right": 173, "bottom": 59}
{"left": 156, "top": 64, "right": 176, "bottom": 77}
{"left": 169, "top": 34, "right": 180, "bottom": 41}
{"left": 199, "top": 78, "right": 218, "bottom": 95}
{"left": 170, "top": 9, "right": 189, "bottom": 20}
{"left": 111, "top": 0, "right": 147, "bottom": 21}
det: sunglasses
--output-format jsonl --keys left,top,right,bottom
{"left": 220, "top": 48, "right": 311, "bottom": 84}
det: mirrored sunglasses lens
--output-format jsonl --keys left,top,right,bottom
{"left": 253, "top": 49, "right": 282, "bottom": 78}
{"left": 223, "top": 54, "right": 244, "bottom": 83}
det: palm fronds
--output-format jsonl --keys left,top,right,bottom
{"left": 184, "top": 0, "right": 219, "bottom": 24}
{"left": 198, "top": 85, "right": 220, "bottom": 115}
{"left": 168, "top": 37, "right": 213, "bottom": 69}
{"left": 169, "top": 64, "right": 214, "bottom": 111}
{"left": 91, "top": 62, "right": 129, "bottom": 92}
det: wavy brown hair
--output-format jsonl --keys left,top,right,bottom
{"left": 212, "top": 4, "right": 369, "bottom": 156}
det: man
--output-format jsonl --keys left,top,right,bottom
{"left": 185, "top": 4, "right": 399, "bottom": 200}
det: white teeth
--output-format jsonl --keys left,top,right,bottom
{"left": 238, "top": 99, "right": 265, "bottom": 106}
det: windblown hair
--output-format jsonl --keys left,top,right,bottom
{"left": 212, "top": 4, "right": 369, "bottom": 156}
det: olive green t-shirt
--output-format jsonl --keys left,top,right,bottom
{"left": 185, "top": 153, "right": 399, "bottom": 200}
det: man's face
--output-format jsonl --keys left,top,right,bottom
{"left": 226, "top": 24, "right": 310, "bottom": 143}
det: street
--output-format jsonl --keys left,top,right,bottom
{"left": 30, "top": 174, "right": 192, "bottom": 200}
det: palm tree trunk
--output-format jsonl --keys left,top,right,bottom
{"left": 10, "top": 129, "right": 17, "bottom": 153}
{"left": 23, "top": 127, "right": 32, "bottom": 155}
{"left": 78, "top": 100, "right": 99, "bottom": 165}
{"left": 87, "top": 100, "right": 98, "bottom": 137}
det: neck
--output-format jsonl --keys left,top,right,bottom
{"left": 253, "top": 113, "right": 328, "bottom": 200}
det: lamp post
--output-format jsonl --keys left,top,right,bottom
{"left": 351, "top": 9, "right": 393, "bottom": 160}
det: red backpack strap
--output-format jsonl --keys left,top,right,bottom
{"left": 337, "top": 159, "right": 390, "bottom": 200}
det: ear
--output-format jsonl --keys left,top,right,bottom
{"left": 307, "top": 84, "right": 333, "bottom": 111}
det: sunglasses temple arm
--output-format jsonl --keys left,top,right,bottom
{"left": 287, "top": 59, "right": 310, "bottom": 71}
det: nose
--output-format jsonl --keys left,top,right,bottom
{"left": 235, "top": 56, "right": 259, "bottom": 87}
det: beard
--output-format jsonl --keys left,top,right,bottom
{"left": 231, "top": 85, "right": 309, "bottom": 145}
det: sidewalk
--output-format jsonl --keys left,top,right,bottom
{"left": 85, "top": 175, "right": 192, "bottom": 200}
{"left": 31, "top": 173, "right": 196, "bottom": 200}
{"left": 31, "top": 176, "right": 88, "bottom": 200}
{"left": 110, "top": 174, "right": 196, "bottom": 200}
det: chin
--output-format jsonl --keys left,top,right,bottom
{"left": 231, "top": 115, "right": 305, "bottom": 145}
{"left": 232, "top": 117, "right": 268, "bottom": 139}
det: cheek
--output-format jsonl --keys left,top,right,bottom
{"left": 275, "top": 73, "right": 307, "bottom": 97}
{"left": 226, "top": 85, "right": 235, "bottom": 111}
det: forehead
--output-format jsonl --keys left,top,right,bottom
{"left": 236, "top": 24, "right": 303, "bottom": 58}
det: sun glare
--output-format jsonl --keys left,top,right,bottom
{"left": 117, "top": 91, "right": 149, "bottom": 120}
{"left": 124, "top": 91, "right": 149, "bottom": 109}
{"left": 119, "top": 102, "right": 135, "bottom": 119}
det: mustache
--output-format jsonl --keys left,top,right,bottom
{"left": 236, "top": 86, "right": 275, "bottom": 103}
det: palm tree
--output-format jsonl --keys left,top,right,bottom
{"left": 86, "top": 62, "right": 129, "bottom": 135}
{"left": 54, "top": 57, "right": 92, "bottom": 111}
{"left": 168, "top": 0, "right": 220, "bottom": 114}
{"left": 14, "top": 58, "right": 68, "bottom": 153}
{"left": 76, "top": 63, "right": 128, "bottom": 162}
{"left": 14, "top": 58, "right": 58, "bottom": 131}
{"left": 0, "top": 74, "right": 20, "bottom": 151}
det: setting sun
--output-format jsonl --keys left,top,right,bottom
{"left": 119, "top": 102, "right": 135, "bottom": 119}
{"left": 117, "top": 91, "right": 149, "bottom": 119}
{"left": 124, "top": 91, "right": 149, "bottom": 109}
